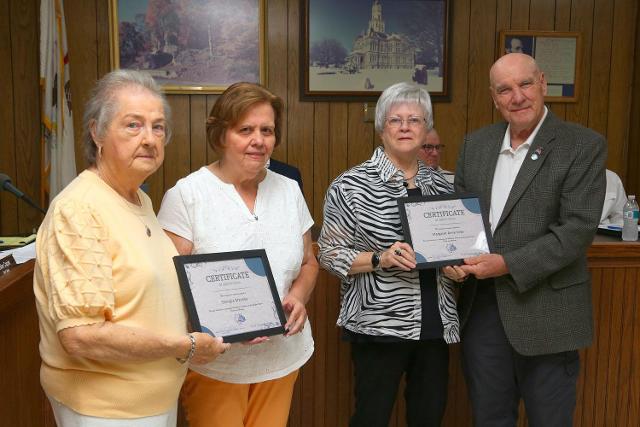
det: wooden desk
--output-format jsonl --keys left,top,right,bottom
{"left": 2, "top": 237, "right": 639, "bottom": 426}
{"left": 0, "top": 260, "right": 55, "bottom": 427}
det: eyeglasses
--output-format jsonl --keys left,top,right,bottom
{"left": 385, "top": 116, "right": 426, "bottom": 129}
{"left": 422, "top": 144, "right": 445, "bottom": 152}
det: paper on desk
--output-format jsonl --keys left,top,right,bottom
{"left": 0, "top": 242, "right": 36, "bottom": 264}
{"left": 0, "top": 234, "right": 36, "bottom": 247}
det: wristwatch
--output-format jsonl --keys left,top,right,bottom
{"left": 371, "top": 252, "right": 381, "bottom": 270}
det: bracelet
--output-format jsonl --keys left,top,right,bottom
{"left": 371, "top": 252, "right": 381, "bottom": 271}
{"left": 176, "top": 333, "right": 196, "bottom": 364}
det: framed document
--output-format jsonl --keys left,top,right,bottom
{"left": 398, "top": 194, "right": 494, "bottom": 269}
{"left": 498, "top": 30, "right": 581, "bottom": 103}
{"left": 173, "top": 250, "right": 287, "bottom": 343}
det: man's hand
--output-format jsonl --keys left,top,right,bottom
{"left": 459, "top": 254, "right": 508, "bottom": 279}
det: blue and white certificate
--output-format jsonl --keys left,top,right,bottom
{"left": 398, "top": 194, "right": 494, "bottom": 269}
{"left": 173, "top": 250, "right": 287, "bottom": 343}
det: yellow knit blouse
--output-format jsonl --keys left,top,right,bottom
{"left": 33, "top": 170, "right": 188, "bottom": 418}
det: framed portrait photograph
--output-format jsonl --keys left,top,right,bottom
{"left": 301, "top": 0, "right": 450, "bottom": 101}
{"left": 109, "top": 0, "right": 266, "bottom": 94}
{"left": 499, "top": 30, "right": 581, "bottom": 103}
{"left": 397, "top": 194, "right": 494, "bottom": 269}
{"left": 173, "top": 250, "right": 287, "bottom": 343}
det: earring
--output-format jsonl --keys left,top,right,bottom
{"left": 97, "top": 145, "right": 103, "bottom": 159}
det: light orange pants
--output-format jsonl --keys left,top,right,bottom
{"left": 180, "top": 369, "right": 299, "bottom": 427}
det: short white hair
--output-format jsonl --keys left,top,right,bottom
{"left": 374, "top": 82, "right": 433, "bottom": 133}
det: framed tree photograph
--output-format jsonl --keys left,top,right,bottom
{"left": 499, "top": 30, "right": 581, "bottom": 103}
{"left": 109, "top": 0, "right": 266, "bottom": 94}
{"left": 301, "top": 0, "right": 450, "bottom": 101}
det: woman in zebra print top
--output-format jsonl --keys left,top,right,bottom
{"left": 318, "top": 82, "right": 459, "bottom": 427}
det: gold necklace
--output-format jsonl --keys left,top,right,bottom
{"left": 93, "top": 168, "right": 152, "bottom": 237}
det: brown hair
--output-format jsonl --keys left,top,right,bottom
{"left": 206, "top": 82, "right": 283, "bottom": 153}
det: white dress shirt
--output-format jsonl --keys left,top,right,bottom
{"left": 490, "top": 107, "right": 548, "bottom": 234}
{"left": 600, "top": 169, "right": 627, "bottom": 225}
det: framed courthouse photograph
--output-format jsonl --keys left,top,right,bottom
{"left": 173, "top": 250, "right": 287, "bottom": 343}
{"left": 499, "top": 30, "right": 581, "bottom": 102}
{"left": 301, "top": 0, "right": 450, "bottom": 101}
{"left": 109, "top": 0, "right": 266, "bottom": 94}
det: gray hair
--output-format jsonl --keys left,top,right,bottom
{"left": 374, "top": 82, "right": 433, "bottom": 133}
{"left": 82, "top": 69, "right": 172, "bottom": 165}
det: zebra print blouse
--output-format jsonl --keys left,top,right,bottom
{"left": 318, "top": 146, "right": 460, "bottom": 343}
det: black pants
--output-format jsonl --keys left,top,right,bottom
{"left": 462, "top": 283, "right": 579, "bottom": 427}
{"left": 349, "top": 339, "right": 449, "bottom": 427}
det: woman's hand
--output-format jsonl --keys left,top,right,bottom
{"left": 189, "top": 333, "right": 230, "bottom": 365}
{"left": 442, "top": 265, "right": 468, "bottom": 283}
{"left": 379, "top": 242, "right": 417, "bottom": 271}
{"left": 282, "top": 293, "right": 307, "bottom": 337}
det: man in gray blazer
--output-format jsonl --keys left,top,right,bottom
{"left": 453, "top": 54, "right": 606, "bottom": 426}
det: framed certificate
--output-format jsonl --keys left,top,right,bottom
{"left": 398, "top": 194, "right": 494, "bottom": 269}
{"left": 173, "top": 250, "right": 287, "bottom": 343}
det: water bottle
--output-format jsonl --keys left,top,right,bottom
{"left": 622, "top": 195, "right": 639, "bottom": 241}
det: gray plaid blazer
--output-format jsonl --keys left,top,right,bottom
{"left": 455, "top": 111, "right": 607, "bottom": 356}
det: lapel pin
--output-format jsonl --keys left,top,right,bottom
{"left": 530, "top": 147, "right": 543, "bottom": 161}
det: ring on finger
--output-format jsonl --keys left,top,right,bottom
{"left": 394, "top": 248, "right": 402, "bottom": 256}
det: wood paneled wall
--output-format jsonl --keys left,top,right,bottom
{"left": 0, "top": 0, "right": 42, "bottom": 235}
{"left": 1, "top": 0, "right": 639, "bottom": 426}
{"left": 1, "top": 0, "right": 638, "bottom": 236}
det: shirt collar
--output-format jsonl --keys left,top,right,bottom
{"left": 369, "top": 146, "right": 434, "bottom": 186}
{"left": 501, "top": 106, "right": 548, "bottom": 153}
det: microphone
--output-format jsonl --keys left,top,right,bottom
{"left": 0, "top": 173, "right": 47, "bottom": 214}
{"left": 402, "top": 181, "right": 408, "bottom": 188}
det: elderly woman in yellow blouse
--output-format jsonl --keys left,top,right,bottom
{"left": 33, "top": 70, "right": 229, "bottom": 427}
{"left": 158, "top": 82, "right": 318, "bottom": 427}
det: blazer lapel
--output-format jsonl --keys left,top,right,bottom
{"left": 496, "top": 112, "right": 559, "bottom": 229}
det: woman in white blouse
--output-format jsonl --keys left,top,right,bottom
{"left": 158, "top": 82, "right": 318, "bottom": 427}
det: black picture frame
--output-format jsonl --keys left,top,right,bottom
{"left": 397, "top": 193, "right": 494, "bottom": 269}
{"left": 498, "top": 30, "right": 581, "bottom": 103}
{"left": 301, "top": 0, "right": 450, "bottom": 101}
{"left": 173, "top": 249, "right": 287, "bottom": 343}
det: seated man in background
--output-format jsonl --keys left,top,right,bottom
{"left": 417, "top": 128, "right": 455, "bottom": 184}
{"left": 268, "top": 158, "right": 303, "bottom": 192}
{"left": 600, "top": 169, "right": 627, "bottom": 226}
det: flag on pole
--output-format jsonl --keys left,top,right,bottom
{"left": 40, "top": 0, "right": 76, "bottom": 204}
